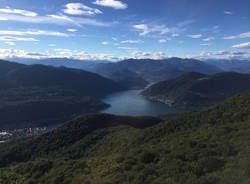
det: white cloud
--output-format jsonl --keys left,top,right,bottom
{"left": 0, "top": 48, "right": 123, "bottom": 61}
{"left": 93, "top": 0, "right": 128, "bottom": 10}
{"left": 159, "top": 39, "right": 167, "bottom": 43}
{"left": 48, "top": 44, "right": 56, "bottom": 47}
{"left": 200, "top": 43, "right": 212, "bottom": 46}
{"left": 67, "top": 29, "right": 77, "bottom": 32}
{"left": 63, "top": 3, "right": 102, "bottom": 16}
{"left": 0, "top": 13, "right": 111, "bottom": 27}
{"left": 203, "top": 37, "right": 215, "bottom": 42}
{"left": 121, "top": 40, "right": 143, "bottom": 44}
{"left": 187, "top": 34, "right": 202, "bottom": 39}
{"left": 198, "top": 50, "right": 250, "bottom": 60}
{"left": 0, "top": 36, "right": 39, "bottom": 42}
{"left": 5, "top": 41, "right": 16, "bottom": 46}
{"left": 224, "top": 32, "right": 250, "bottom": 40}
{"left": 102, "top": 41, "right": 110, "bottom": 45}
{"left": 177, "top": 19, "right": 195, "bottom": 27}
{"left": 47, "top": 14, "right": 73, "bottom": 22}
{"left": 0, "top": 49, "right": 45, "bottom": 59}
{"left": 0, "top": 30, "right": 68, "bottom": 37}
{"left": 132, "top": 51, "right": 166, "bottom": 60}
{"left": 0, "top": 7, "right": 37, "bottom": 17}
{"left": 232, "top": 42, "right": 250, "bottom": 49}
{"left": 0, "top": 17, "right": 8, "bottom": 21}
{"left": 133, "top": 24, "right": 150, "bottom": 36}
{"left": 133, "top": 24, "right": 175, "bottom": 36}
{"left": 172, "top": 33, "right": 179, "bottom": 38}
{"left": 224, "top": 11, "right": 233, "bottom": 15}
{"left": 213, "top": 25, "right": 220, "bottom": 33}
{"left": 118, "top": 46, "right": 137, "bottom": 50}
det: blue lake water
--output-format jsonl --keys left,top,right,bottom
{"left": 101, "top": 90, "right": 176, "bottom": 116}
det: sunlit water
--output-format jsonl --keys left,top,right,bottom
{"left": 101, "top": 90, "right": 176, "bottom": 116}
{"left": 46, "top": 90, "right": 176, "bottom": 131}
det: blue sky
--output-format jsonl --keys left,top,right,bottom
{"left": 0, "top": 0, "right": 249, "bottom": 61}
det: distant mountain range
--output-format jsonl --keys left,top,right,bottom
{"left": 203, "top": 59, "right": 250, "bottom": 73}
{"left": 10, "top": 57, "right": 250, "bottom": 79}
{"left": 8, "top": 57, "right": 109, "bottom": 71}
{"left": 142, "top": 72, "right": 250, "bottom": 110}
{"left": 107, "top": 69, "right": 149, "bottom": 89}
{"left": 9, "top": 57, "right": 224, "bottom": 88}
{"left": 94, "top": 58, "right": 222, "bottom": 83}
{"left": 0, "top": 60, "right": 124, "bottom": 128}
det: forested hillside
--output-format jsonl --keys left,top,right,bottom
{"left": 1, "top": 91, "right": 250, "bottom": 183}
{"left": 142, "top": 72, "right": 250, "bottom": 110}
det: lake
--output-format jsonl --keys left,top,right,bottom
{"left": 101, "top": 90, "right": 176, "bottom": 116}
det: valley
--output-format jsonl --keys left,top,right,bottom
{"left": 1, "top": 1, "right": 250, "bottom": 183}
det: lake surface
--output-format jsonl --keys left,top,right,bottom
{"left": 101, "top": 90, "right": 176, "bottom": 116}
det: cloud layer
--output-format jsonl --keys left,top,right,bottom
{"left": 93, "top": 0, "right": 128, "bottom": 10}
{"left": 232, "top": 42, "right": 250, "bottom": 49}
{"left": 63, "top": 3, "right": 102, "bottom": 16}
{"left": 0, "top": 7, "right": 37, "bottom": 17}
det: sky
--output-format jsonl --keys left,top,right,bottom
{"left": 0, "top": 0, "right": 250, "bottom": 61}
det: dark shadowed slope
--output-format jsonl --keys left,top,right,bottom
{"left": 0, "top": 88, "right": 109, "bottom": 129}
{"left": 1, "top": 64, "right": 124, "bottom": 97}
{"left": 142, "top": 72, "right": 250, "bottom": 109}
{"left": 0, "top": 60, "right": 24, "bottom": 77}
{"left": 0, "top": 60, "right": 125, "bottom": 129}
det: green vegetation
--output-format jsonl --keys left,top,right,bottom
{"left": 1, "top": 91, "right": 250, "bottom": 183}
{"left": 142, "top": 72, "right": 250, "bottom": 110}
{"left": 0, "top": 60, "right": 126, "bottom": 129}
{"left": 0, "top": 87, "right": 109, "bottom": 129}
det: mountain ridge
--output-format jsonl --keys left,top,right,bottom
{"left": 142, "top": 71, "right": 250, "bottom": 109}
{"left": 94, "top": 57, "right": 221, "bottom": 82}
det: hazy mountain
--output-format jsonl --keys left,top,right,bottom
{"left": 142, "top": 72, "right": 250, "bottom": 109}
{"left": 1, "top": 91, "right": 250, "bottom": 183}
{"left": 6, "top": 57, "right": 222, "bottom": 84}
{"left": 107, "top": 69, "right": 149, "bottom": 89}
{"left": 94, "top": 57, "right": 222, "bottom": 83}
{"left": 203, "top": 59, "right": 250, "bottom": 73}
{"left": 8, "top": 57, "right": 110, "bottom": 71}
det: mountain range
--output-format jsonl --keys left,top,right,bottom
{"left": 203, "top": 59, "right": 250, "bottom": 73}
{"left": 8, "top": 57, "right": 109, "bottom": 71}
{"left": 94, "top": 58, "right": 221, "bottom": 83}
